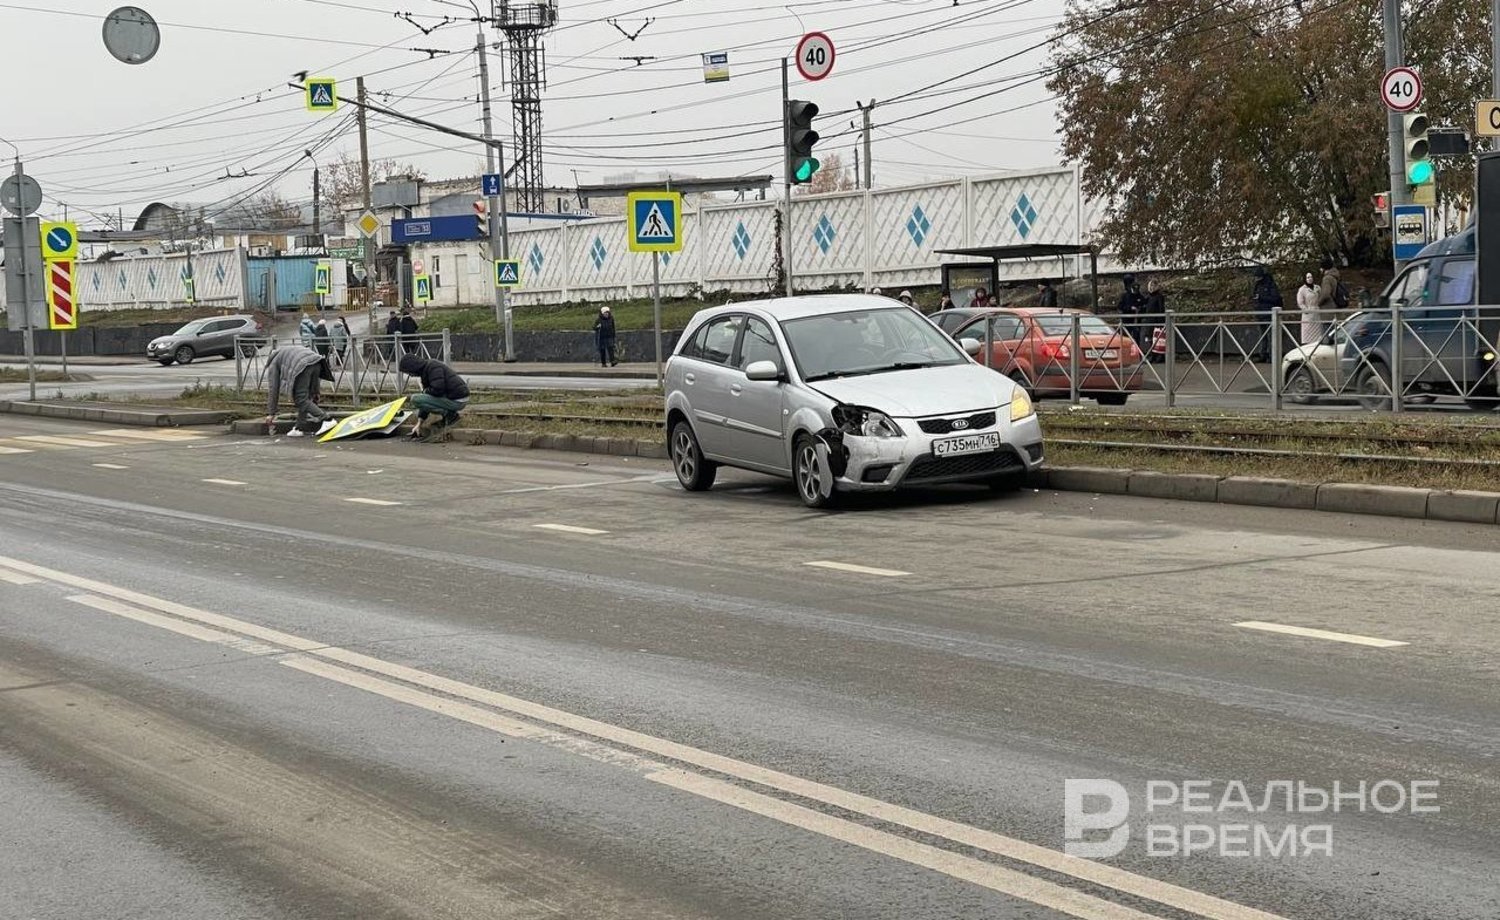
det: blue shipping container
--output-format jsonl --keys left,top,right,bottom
{"left": 247, "top": 257, "right": 320, "bottom": 311}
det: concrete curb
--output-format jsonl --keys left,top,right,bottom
{"left": 219, "top": 421, "right": 1497, "bottom": 525}
{"left": 0, "top": 399, "right": 232, "bottom": 427}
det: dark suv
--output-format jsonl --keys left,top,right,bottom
{"left": 1340, "top": 227, "right": 1500, "bottom": 410}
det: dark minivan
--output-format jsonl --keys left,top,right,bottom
{"left": 1340, "top": 226, "right": 1500, "bottom": 410}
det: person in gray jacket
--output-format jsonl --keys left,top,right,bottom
{"left": 263, "top": 344, "right": 334, "bottom": 437}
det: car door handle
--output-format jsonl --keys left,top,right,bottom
{"left": 684, "top": 373, "right": 696, "bottom": 385}
{"left": 730, "top": 384, "right": 743, "bottom": 395}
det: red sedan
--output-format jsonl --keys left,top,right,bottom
{"left": 951, "top": 308, "right": 1145, "bottom": 405}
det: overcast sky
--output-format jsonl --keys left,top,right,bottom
{"left": 0, "top": 0, "right": 1069, "bottom": 227}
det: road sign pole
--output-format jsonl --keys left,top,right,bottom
{"left": 1384, "top": 0, "right": 1411, "bottom": 270}
{"left": 476, "top": 26, "right": 509, "bottom": 355}
{"left": 14, "top": 160, "right": 36, "bottom": 400}
{"left": 357, "top": 77, "right": 376, "bottom": 329}
{"left": 653, "top": 251, "right": 663, "bottom": 388}
{"left": 782, "top": 56, "right": 793, "bottom": 298}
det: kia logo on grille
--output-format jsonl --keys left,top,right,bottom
{"left": 951, "top": 419, "right": 970, "bottom": 430}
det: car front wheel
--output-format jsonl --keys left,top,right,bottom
{"left": 669, "top": 420, "right": 716, "bottom": 492}
{"left": 793, "top": 434, "right": 836, "bottom": 509}
{"left": 174, "top": 345, "right": 196, "bottom": 365}
{"left": 1283, "top": 365, "right": 1318, "bottom": 404}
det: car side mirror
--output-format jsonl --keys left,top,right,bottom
{"left": 960, "top": 337, "right": 983, "bottom": 356}
{"left": 744, "top": 360, "right": 782, "bottom": 382}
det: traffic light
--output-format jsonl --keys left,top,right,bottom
{"left": 1372, "top": 191, "right": 1390, "bottom": 229}
{"left": 786, "top": 99, "right": 820, "bottom": 184}
{"left": 474, "top": 200, "right": 489, "bottom": 237}
{"left": 1403, "top": 112, "right": 1433, "bottom": 186}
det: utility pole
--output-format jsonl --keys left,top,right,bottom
{"left": 1494, "top": 0, "right": 1500, "bottom": 100}
{"left": 357, "top": 76, "right": 376, "bottom": 328}
{"left": 782, "top": 57, "right": 793, "bottom": 297}
{"left": 476, "top": 26, "right": 512, "bottom": 358}
{"left": 1384, "top": 0, "right": 1410, "bottom": 270}
{"left": 857, "top": 99, "right": 875, "bottom": 190}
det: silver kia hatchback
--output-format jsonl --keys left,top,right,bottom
{"left": 664, "top": 295, "right": 1044, "bottom": 508}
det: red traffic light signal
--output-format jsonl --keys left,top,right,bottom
{"left": 1372, "top": 192, "right": 1390, "bottom": 211}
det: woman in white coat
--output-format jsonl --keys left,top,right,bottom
{"left": 1296, "top": 271, "right": 1323, "bottom": 344}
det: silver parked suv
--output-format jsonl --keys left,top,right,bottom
{"left": 663, "top": 294, "right": 1044, "bottom": 508}
{"left": 145, "top": 314, "right": 262, "bottom": 365}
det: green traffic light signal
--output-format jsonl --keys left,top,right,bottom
{"left": 794, "top": 158, "right": 820, "bottom": 183}
{"left": 1407, "top": 159, "right": 1434, "bottom": 185}
{"left": 786, "top": 98, "right": 820, "bottom": 185}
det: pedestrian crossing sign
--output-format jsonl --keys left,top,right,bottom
{"left": 413, "top": 273, "right": 433, "bottom": 303}
{"left": 494, "top": 259, "right": 522, "bottom": 288}
{"left": 626, "top": 191, "right": 683, "bottom": 253}
{"left": 306, "top": 78, "right": 338, "bottom": 112}
{"left": 314, "top": 261, "right": 332, "bottom": 295}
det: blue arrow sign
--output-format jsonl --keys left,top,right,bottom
{"left": 46, "top": 227, "right": 73, "bottom": 253}
{"left": 482, "top": 174, "right": 502, "bottom": 197}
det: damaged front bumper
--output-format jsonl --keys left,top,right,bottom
{"left": 814, "top": 412, "right": 1044, "bottom": 492}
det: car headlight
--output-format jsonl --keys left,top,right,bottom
{"left": 1009, "top": 389, "right": 1035, "bottom": 422}
{"left": 832, "top": 405, "right": 904, "bottom": 438}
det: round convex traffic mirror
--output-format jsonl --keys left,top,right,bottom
{"left": 102, "top": 6, "right": 161, "bottom": 64}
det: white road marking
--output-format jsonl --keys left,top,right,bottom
{"left": 14, "top": 435, "right": 118, "bottom": 448}
{"left": 201, "top": 478, "right": 248, "bottom": 487}
{"left": 533, "top": 523, "right": 609, "bottom": 536}
{"left": 345, "top": 498, "right": 403, "bottom": 507}
{"left": 92, "top": 463, "right": 130, "bottom": 470}
{"left": 68, "top": 595, "right": 282, "bottom": 656}
{"left": 497, "top": 475, "right": 666, "bottom": 495}
{"left": 2, "top": 551, "right": 1288, "bottom": 920}
{"left": 1235, "top": 621, "right": 1408, "bottom": 649}
{"left": 0, "top": 567, "right": 41, "bottom": 585}
{"left": 90, "top": 428, "right": 206, "bottom": 441}
{"left": 0, "top": 444, "right": 35, "bottom": 454}
{"left": 804, "top": 560, "right": 911, "bottom": 578}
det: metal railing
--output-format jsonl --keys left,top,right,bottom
{"left": 235, "top": 330, "right": 453, "bottom": 405}
{"left": 972, "top": 308, "right": 1500, "bottom": 412}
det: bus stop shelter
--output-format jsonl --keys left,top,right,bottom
{"left": 936, "top": 243, "right": 1100, "bottom": 313}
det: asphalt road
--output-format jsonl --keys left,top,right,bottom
{"left": 0, "top": 414, "right": 1497, "bottom": 919}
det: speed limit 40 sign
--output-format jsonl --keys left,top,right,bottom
{"left": 1381, "top": 67, "right": 1423, "bottom": 113}
{"left": 795, "top": 31, "right": 835, "bottom": 81}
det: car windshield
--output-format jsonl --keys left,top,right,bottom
{"left": 174, "top": 320, "right": 208, "bottom": 335}
{"left": 781, "top": 307, "right": 967, "bottom": 382}
{"left": 1033, "top": 314, "right": 1119, "bottom": 337}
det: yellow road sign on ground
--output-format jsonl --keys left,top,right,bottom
{"left": 318, "top": 397, "right": 408, "bottom": 443}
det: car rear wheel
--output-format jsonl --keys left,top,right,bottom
{"left": 792, "top": 434, "right": 836, "bottom": 510}
{"left": 669, "top": 420, "right": 716, "bottom": 492}
{"left": 1464, "top": 395, "right": 1500, "bottom": 411}
{"left": 1095, "top": 392, "right": 1129, "bottom": 406}
{"left": 173, "top": 345, "right": 195, "bottom": 365}
{"left": 1284, "top": 365, "right": 1318, "bottom": 405}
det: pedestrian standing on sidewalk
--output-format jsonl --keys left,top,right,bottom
{"left": 1038, "top": 280, "right": 1059, "bottom": 309}
{"left": 1141, "top": 278, "right": 1165, "bottom": 350}
{"left": 330, "top": 314, "right": 350, "bottom": 363}
{"left": 594, "top": 305, "right": 618, "bottom": 367}
{"left": 1297, "top": 272, "right": 1323, "bottom": 344}
{"left": 298, "top": 311, "right": 317, "bottom": 347}
{"left": 1250, "top": 266, "right": 1283, "bottom": 362}
{"left": 1117, "top": 275, "right": 1146, "bottom": 348}
{"left": 313, "top": 315, "right": 330, "bottom": 358}
{"left": 398, "top": 354, "right": 470, "bottom": 438}
{"left": 264, "top": 344, "right": 334, "bottom": 437}
{"left": 398, "top": 309, "right": 419, "bottom": 336}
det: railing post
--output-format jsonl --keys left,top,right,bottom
{"left": 1390, "top": 303, "right": 1403, "bottom": 413}
{"left": 442, "top": 327, "right": 452, "bottom": 364}
{"left": 349, "top": 335, "right": 362, "bottom": 408}
{"left": 234, "top": 336, "right": 244, "bottom": 393}
{"left": 1164, "top": 310, "right": 1176, "bottom": 409}
{"left": 1271, "top": 306, "right": 1283, "bottom": 411}
{"left": 1069, "top": 312, "right": 1082, "bottom": 406}
{"left": 984, "top": 317, "right": 993, "bottom": 369}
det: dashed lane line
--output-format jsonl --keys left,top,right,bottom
{"left": 533, "top": 523, "right": 610, "bottom": 536}
{"left": 1234, "top": 621, "right": 1408, "bottom": 649}
{"left": 201, "top": 478, "right": 248, "bottom": 487}
{"left": 804, "top": 560, "right": 911, "bottom": 578}
{"left": 345, "top": 498, "right": 403, "bottom": 507}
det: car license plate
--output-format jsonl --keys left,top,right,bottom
{"left": 933, "top": 432, "right": 1001, "bottom": 457}
{"left": 1085, "top": 349, "right": 1118, "bottom": 360}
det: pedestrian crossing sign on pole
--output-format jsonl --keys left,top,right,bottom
{"left": 314, "top": 261, "right": 332, "bottom": 295}
{"left": 626, "top": 191, "right": 683, "bottom": 253}
{"left": 413, "top": 273, "right": 433, "bottom": 303}
{"left": 306, "top": 78, "right": 338, "bottom": 112}
{"left": 494, "top": 259, "right": 522, "bottom": 288}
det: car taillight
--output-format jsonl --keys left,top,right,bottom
{"left": 1040, "top": 341, "right": 1070, "bottom": 360}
